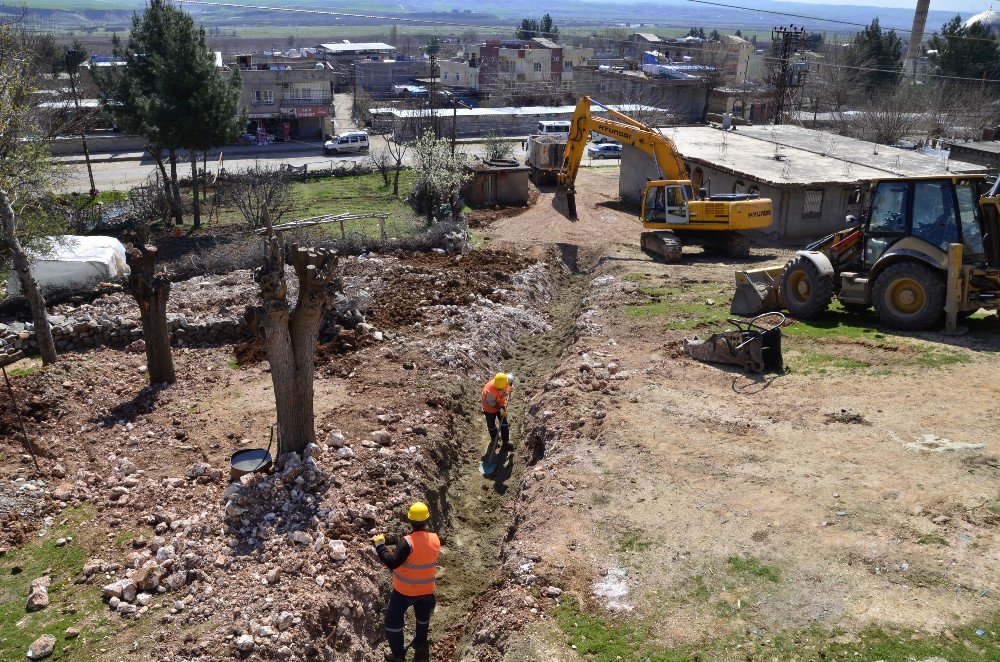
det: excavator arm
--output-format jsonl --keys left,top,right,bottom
{"left": 557, "top": 97, "right": 688, "bottom": 218}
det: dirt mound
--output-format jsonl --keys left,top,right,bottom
{"left": 365, "top": 249, "right": 536, "bottom": 330}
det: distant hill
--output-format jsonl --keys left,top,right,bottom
{"left": 10, "top": 0, "right": 975, "bottom": 35}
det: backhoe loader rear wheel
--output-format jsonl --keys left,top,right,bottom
{"left": 872, "top": 261, "right": 945, "bottom": 331}
{"left": 780, "top": 256, "right": 833, "bottom": 319}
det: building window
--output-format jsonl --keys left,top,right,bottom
{"left": 534, "top": 62, "right": 543, "bottom": 72}
{"left": 262, "top": 90, "right": 273, "bottom": 104}
{"left": 803, "top": 189, "right": 824, "bottom": 217}
{"left": 252, "top": 90, "right": 261, "bottom": 103}
{"left": 564, "top": 61, "right": 573, "bottom": 70}
{"left": 733, "top": 180, "right": 746, "bottom": 194}
{"left": 455, "top": 73, "right": 460, "bottom": 81}
{"left": 748, "top": 185, "right": 760, "bottom": 195}
{"left": 443, "top": 73, "right": 449, "bottom": 80}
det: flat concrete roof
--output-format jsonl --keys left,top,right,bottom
{"left": 950, "top": 141, "right": 1000, "bottom": 156}
{"left": 318, "top": 42, "right": 394, "bottom": 53}
{"left": 660, "top": 124, "right": 986, "bottom": 187}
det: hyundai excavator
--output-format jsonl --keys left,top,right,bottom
{"left": 557, "top": 97, "right": 774, "bottom": 260}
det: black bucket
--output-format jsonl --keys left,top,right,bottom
{"left": 229, "top": 448, "right": 273, "bottom": 483}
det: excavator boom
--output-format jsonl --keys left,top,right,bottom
{"left": 554, "top": 96, "right": 774, "bottom": 261}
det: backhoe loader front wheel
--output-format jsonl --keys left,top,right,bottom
{"left": 872, "top": 261, "right": 945, "bottom": 331}
{"left": 781, "top": 256, "right": 833, "bottom": 319}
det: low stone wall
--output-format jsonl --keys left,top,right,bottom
{"left": 0, "top": 307, "right": 375, "bottom": 361}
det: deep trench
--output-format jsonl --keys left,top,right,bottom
{"left": 423, "top": 248, "right": 598, "bottom": 661}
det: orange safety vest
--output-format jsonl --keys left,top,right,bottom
{"left": 392, "top": 530, "right": 441, "bottom": 596}
{"left": 481, "top": 381, "right": 510, "bottom": 414}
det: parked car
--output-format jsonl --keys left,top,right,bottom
{"left": 324, "top": 131, "right": 370, "bottom": 155}
{"left": 587, "top": 143, "right": 622, "bottom": 159}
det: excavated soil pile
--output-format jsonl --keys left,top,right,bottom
{"left": 361, "top": 249, "right": 535, "bottom": 329}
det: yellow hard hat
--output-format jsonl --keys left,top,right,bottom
{"left": 407, "top": 502, "right": 430, "bottom": 522}
{"left": 493, "top": 372, "right": 508, "bottom": 389}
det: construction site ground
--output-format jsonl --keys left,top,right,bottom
{"left": 2, "top": 167, "right": 1000, "bottom": 661}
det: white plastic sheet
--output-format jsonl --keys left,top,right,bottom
{"left": 6, "top": 235, "right": 130, "bottom": 294}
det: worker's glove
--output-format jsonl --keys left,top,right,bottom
{"left": 372, "top": 534, "right": 385, "bottom": 546}
{"left": 500, "top": 408, "right": 507, "bottom": 419}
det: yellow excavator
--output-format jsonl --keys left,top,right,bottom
{"left": 557, "top": 97, "right": 774, "bottom": 260}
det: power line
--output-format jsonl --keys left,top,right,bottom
{"left": 179, "top": 0, "right": 1000, "bottom": 49}
{"left": 765, "top": 56, "right": 1000, "bottom": 85}
{"left": 682, "top": 0, "right": 1000, "bottom": 46}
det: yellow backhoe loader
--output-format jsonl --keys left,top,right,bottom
{"left": 732, "top": 175, "right": 1000, "bottom": 331}
{"left": 557, "top": 97, "right": 774, "bottom": 260}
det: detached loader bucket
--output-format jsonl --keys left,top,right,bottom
{"left": 731, "top": 267, "right": 783, "bottom": 316}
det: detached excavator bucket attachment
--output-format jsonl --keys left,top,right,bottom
{"left": 731, "top": 266, "right": 784, "bottom": 316}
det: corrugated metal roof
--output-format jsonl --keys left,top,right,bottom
{"left": 319, "top": 42, "right": 394, "bottom": 53}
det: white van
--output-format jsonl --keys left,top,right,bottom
{"left": 324, "top": 131, "right": 370, "bottom": 155}
{"left": 537, "top": 120, "right": 571, "bottom": 135}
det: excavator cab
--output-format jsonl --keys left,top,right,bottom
{"left": 642, "top": 182, "right": 692, "bottom": 225}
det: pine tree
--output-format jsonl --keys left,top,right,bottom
{"left": 98, "top": 0, "right": 240, "bottom": 229}
{"left": 928, "top": 16, "right": 1000, "bottom": 81}
{"left": 846, "top": 18, "right": 903, "bottom": 90}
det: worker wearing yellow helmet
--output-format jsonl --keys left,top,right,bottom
{"left": 481, "top": 372, "right": 512, "bottom": 450}
{"left": 372, "top": 502, "right": 441, "bottom": 661}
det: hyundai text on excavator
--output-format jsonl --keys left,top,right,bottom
{"left": 732, "top": 175, "right": 1000, "bottom": 331}
{"left": 557, "top": 97, "right": 774, "bottom": 260}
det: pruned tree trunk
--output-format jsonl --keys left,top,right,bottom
{"left": 189, "top": 147, "right": 201, "bottom": 230}
{"left": 125, "top": 237, "right": 175, "bottom": 384}
{"left": 392, "top": 162, "right": 402, "bottom": 196}
{"left": 0, "top": 188, "right": 57, "bottom": 366}
{"left": 247, "top": 233, "right": 341, "bottom": 456}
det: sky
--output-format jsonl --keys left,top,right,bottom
{"left": 774, "top": 0, "right": 983, "bottom": 13}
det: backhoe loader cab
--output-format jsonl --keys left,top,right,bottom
{"left": 732, "top": 175, "right": 1000, "bottom": 330}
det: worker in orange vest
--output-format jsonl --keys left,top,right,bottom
{"left": 481, "top": 372, "right": 512, "bottom": 449}
{"left": 372, "top": 502, "right": 441, "bottom": 661}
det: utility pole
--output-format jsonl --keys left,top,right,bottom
{"left": 770, "top": 25, "right": 806, "bottom": 125}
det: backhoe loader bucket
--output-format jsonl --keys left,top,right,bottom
{"left": 731, "top": 266, "right": 784, "bottom": 316}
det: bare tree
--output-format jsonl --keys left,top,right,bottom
{"left": 218, "top": 164, "right": 294, "bottom": 231}
{"left": 368, "top": 147, "right": 393, "bottom": 186}
{"left": 846, "top": 87, "right": 922, "bottom": 145}
{"left": 125, "top": 226, "right": 175, "bottom": 384}
{"left": 812, "top": 45, "right": 865, "bottom": 114}
{"left": 386, "top": 136, "right": 409, "bottom": 197}
{"left": 247, "top": 233, "right": 341, "bottom": 456}
{"left": 0, "top": 24, "right": 60, "bottom": 365}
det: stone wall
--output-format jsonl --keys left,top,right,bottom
{"left": 0, "top": 307, "right": 376, "bottom": 361}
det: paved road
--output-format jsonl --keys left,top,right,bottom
{"left": 59, "top": 135, "right": 621, "bottom": 193}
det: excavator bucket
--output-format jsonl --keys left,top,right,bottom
{"left": 553, "top": 186, "right": 577, "bottom": 220}
{"left": 731, "top": 266, "right": 784, "bottom": 316}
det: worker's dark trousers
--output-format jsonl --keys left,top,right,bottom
{"left": 385, "top": 589, "right": 435, "bottom": 657}
{"left": 485, "top": 412, "right": 509, "bottom": 445}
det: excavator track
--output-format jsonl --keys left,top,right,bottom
{"left": 640, "top": 231, "right": 684, "bottom": 262}
{"left": 679, "top": 231, "right": 751, "bottom": 258}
